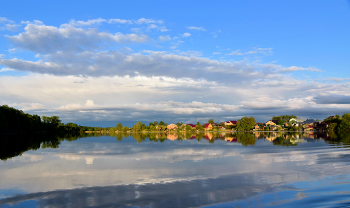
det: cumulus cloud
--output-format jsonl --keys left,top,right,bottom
{"left": 0, "top": 50, "right": 279, "bottom": 82}
{"left": 0, "top": 67, "right": 14, "bottom": 72}
{"left": 229, "top": 48, "right": 273, "bottom": 56}
{"left": 6, "top": 24, "right": 150, "bottom": 54}
{"left": 1, "top": 72, "right": 350, "bottom": 123}
{"left": 187, "top": 26, "right": 206, "bottom": 31}
{"left": 108, "top": 18, "right": 133, "bottom": 24}
{"left": 0, "top": 17, "right": 11, "bottom": 24}
{"left": 182, "top": 32, "right": 191, "bottom": 37}
{"left": 313, "top": 94, "right": 350, "bottom": 104}
{"left": 158, "top": 35, "right": 171, "bottom": 41}
{"left": 135, "top": 18, "right": 163, "bottom": 24}
{"left": 9, "top": 102, "right": 45, "bottom": 111}
{"left": 0, "top": 18, "right": 347, "bottom": 124}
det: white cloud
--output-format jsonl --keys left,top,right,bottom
{"left": 0, "top": 67, "right": 14, "bottom": 72}
{"left": 229, "top": 48, "right": 273, "bottom": 56}
{"left": 0, "top": 18, "right": 346, "bottom": 123}
{"left": 1, "top": 71, "right": 350, "bottom": 123}
{"left": 6, "top": 24, "right": 150, "bottom": 54}
{"left": 66, "top": 18, "right": 106, "bottom": 27}
{"left": 108, "top": 19, "right": 133, "bottom": 24}
{"left": 9, "top": 102, "right": 45, "bottom": 111}
{"left": 135, "top": 18, "right": 163, "bottom": 24}
{"left": 21, "top": 20, "right": 43, "bottom": 25}
{"left": 0, "top": 17, "right": 10, "bottom": 23}
{"left": 158, "top": 35, "right": 171, "bottom": 41}
{"left": 187, "top": 26, "right": 206, "bottom": 31}
{"left": 182, "top": 32, "right": 191, "bottom": 37}
{"left": 148, "top": 24, "right": 157, "bottom": 29}
{"left": 5, "top": 24, "right": 20, "bottom": 31}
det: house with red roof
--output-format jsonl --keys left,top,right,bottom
{"left": 204, "top": 123, "right": 213, "bottom": 130}
{"left": 186, "top": 124, "right": 196, "bottom": 129}
{"left": 224, "top": 120, "right": 237, "bottom": 126}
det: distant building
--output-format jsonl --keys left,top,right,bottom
{"left": 204, "top": 123, "right": 214, "bottom": 130}
{"left": 186, "top": 124, "right": 196, "bottom": 128}
{"left": 167, "top": 124, "right": 178, "bottom": 130}
{"left": 266, "top": 120, "right": 279, "bottom": 126}
{"left": 224, "top": 120, "right": 237, "bottom": 126}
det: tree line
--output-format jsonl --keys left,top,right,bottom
{"left": 0, "top": 105, "right": 97, "bottom": 133}
{"left": 2, "top": 104, "right": 350, "bottom": 134}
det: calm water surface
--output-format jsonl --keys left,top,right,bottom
{"left": 1, "top": 132, "right": 350, "bottom": 207}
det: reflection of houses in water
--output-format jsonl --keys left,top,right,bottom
{"left": 289, "top": 138, "right": 304, "bottom": 144}
{"left": 265, "top": 137, "right": 277, "bottom": 142}
{"left": 167, "top": 134, "right": 178, "bottom": 141}
{"left": 204, "top": 123, "right": 213, "bottom": 130}
{"left": 188, "top": 135, "right": 197, "bottom": 140}
{"left": 225, "top": 137, "right": 237, "bottom": 142}
{"left": 204, "top": 133, "right": 214, "bottom": 140}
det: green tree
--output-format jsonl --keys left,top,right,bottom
{"left": 277, "top": 120, "right": 284, "bottom": 125}
{"left": 236, "top": 117, "right": 256, "bottom": 131}
{"left": 272, "top": 115, "right": 297, "bottom": 123}
{"left": 116, "top": 123, "right": 123, "bottom": 131}
{"left": 159, "top": 121, "right": 165, "bottom": 126}
{"left": 208, "top": 119, "right": 215, "bottom": 123}
{"left": 236, "top": 132, "right": 256, "bottom": 146}
{"left": 154, "top": 121, "right": 159, "bottom": 126}
{"left": 133, "top": 121, "right": 143, "bottom": 131}
{"left": 338, "top": 113, "right": 350, "bottom": 131}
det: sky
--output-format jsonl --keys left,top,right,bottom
{"left": 0, "top": 0, "right": 350, "bottom": 127}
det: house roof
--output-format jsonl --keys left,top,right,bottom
{"left": 187, "top": 124, "right": 196, "bottom": 128}
{"left": 226, "top": 120, "right": 237, "bottom": 125}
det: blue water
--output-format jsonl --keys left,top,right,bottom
{"left": 1, "top": 132, "right": 350, "bottom": 207}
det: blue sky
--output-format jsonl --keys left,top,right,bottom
{"left": 1, "top": 0, "right": 350, "bottom": 126}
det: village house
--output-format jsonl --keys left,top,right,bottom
{"left": 225, "top": 136, "right": 237, "bottom": 142}
{"left": 204, "top": 123, "right": 213, "bottom": 130}
{"left": 254, "top": 123, "right": 265, "bottom": 131}
{"left": 186, "top": 124, "right": 196, "bottom": 129}
{"left": 224, "top": 120, "right": 237, "bottom": 126}
{"left": 304, "top": 125, "right": 314, "bottom": 131}
{"left": 167, "top": 123, "right": 178, "bottom": 130}
{"left": 265, "top": 120, "right": 279, "bottom": 126}
{"left": 315, "top": 122, "right": 328, "bottom": 131}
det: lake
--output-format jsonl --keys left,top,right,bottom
{"left": 1, "top": 131, "right": 350, "bottom": 207}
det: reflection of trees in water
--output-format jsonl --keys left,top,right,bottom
{"left": 0, "top": 132, "right": 89, "bottom": 161}
{"left": 3, "top": 131, "right": 350, "bottom": 161}
{"left": 236, "top": 132, "right": 256, "bottom": 146}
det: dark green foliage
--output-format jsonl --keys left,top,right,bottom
{"left": 133, "top": 121, "right": 144, "bottom": 131}
{"left": 236, "top": 132, "right": 256, "bottom": 146}
{"left": 277, "top": 120, "right": 284, "bottom": 125}
{"left": 272, "top": 115, "right": 297, "bottom": 123}
{"left": 0, "top": 105, "right": 43, "bottom": 133}
{"left": 237, "top": 117, "right": 256, "bottom": 131}
{"left": 196, "top": 122, "right": 204, "bottom": 131}
{"left": 208, "top": 119, "right": 215, "bottom": 123}
{"left": 116, "top": 123, "right": 123, "bottom": 131}
{"left": 0, "top": 105, "right": 99, "bottom": 133}
{"left": 338, "top": 113, "right": 350, "bottom": 131}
